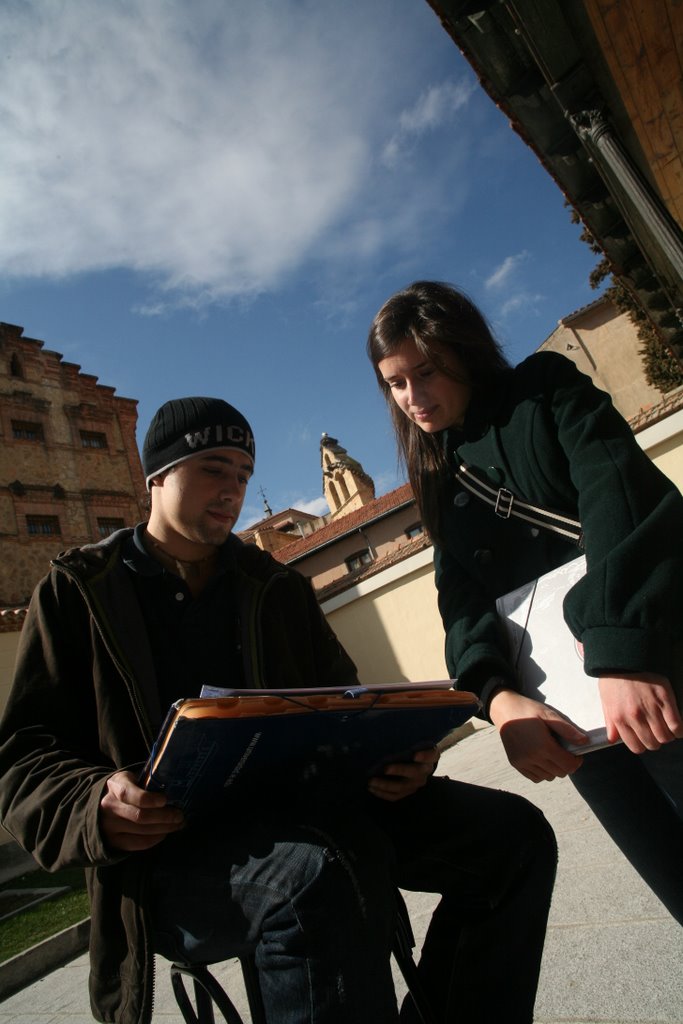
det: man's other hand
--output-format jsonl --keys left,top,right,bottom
{"left": 367, "top": 747, "right": 439, "bottom": 802}
{"left": 99, "top": 770, "right": 185, "bottom": 852}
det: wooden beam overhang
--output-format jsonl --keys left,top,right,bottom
{"left": 426, "top": 0, "right": 683, "bottom": 360}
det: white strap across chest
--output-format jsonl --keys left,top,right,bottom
{"left": 453, "top": 462, "right": 584, "bottom": 547}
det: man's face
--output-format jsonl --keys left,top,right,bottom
{"left": 150, "top": 449, "right": 253, "bottom": 555}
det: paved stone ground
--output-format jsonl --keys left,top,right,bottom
{"left": 1, "top": 725, "right": 682, "bottom": 1022}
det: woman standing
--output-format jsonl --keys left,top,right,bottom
{"left": 367, "top": 280, "right": 683, "bottom": 924}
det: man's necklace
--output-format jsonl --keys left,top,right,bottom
{"left": 147, "top": 537, "right": 219, "bottom": 583}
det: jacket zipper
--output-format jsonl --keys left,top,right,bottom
{"left": 242, "top": 570, "right": 288, "bottom": 688}
{"left": 53, "top": 562, "right": 156, "bottom": 748}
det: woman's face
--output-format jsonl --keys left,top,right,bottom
{"left": 378, "top": 338, "right": 471, "bottom": 433}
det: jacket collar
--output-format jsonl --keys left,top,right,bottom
{"left": 442, "top": 368, "right": 512, "bottom": 457}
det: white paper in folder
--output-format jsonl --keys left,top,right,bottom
{"left": 496, "top": 556, "right": 615, "bottom": 752}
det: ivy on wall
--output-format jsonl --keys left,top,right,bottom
{"left": 570, "top": 209, "right": 683, "bottom": 393}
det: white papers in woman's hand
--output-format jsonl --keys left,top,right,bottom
{"left": 496, "top": 557, "right": 616, "bottom": 752}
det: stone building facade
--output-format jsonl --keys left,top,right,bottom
{"left": 0, "top": 322, "right": 146, "bottom": 608}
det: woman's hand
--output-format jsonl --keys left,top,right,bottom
{"left": 489, "top": 689, "right": 587, "bottom": 783}
{"left": 368, "top": 747, "right": 439, "bottom": 802}
{"left": 99, "top": 770, "right": 185, "bottom": 852}
{"left": 599, "top": 674, "right": 683, "bottom": 753}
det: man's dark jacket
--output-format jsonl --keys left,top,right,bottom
{"left": 0, "top": 529, "right": 358, "bottom": 1024}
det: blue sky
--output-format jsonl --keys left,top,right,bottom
{"left": 0, "top": 0, "right": 603, "bottom": 528}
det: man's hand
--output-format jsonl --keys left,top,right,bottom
{"left": 489, "top": 688, "right": 587, "bottom": 783}
{"left": 599, "top": 674, "right": 683, "bottom": 753}
{"left": 99, "top": 770, "right": 185, "bottom": 852}
{"left": 367, "top": 747, "right": 439, "bottom": 802}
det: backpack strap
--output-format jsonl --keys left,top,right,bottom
{"left": 454, "top": 462, "right": 584, "bottom": 548}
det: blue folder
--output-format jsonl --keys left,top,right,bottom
{"left": 141, "top": 682, "right": 479, "bottom": 813}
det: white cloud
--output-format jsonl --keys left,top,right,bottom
{"left": 485, "top": 251, "right": 529, "bottom": 290}
{"left": 0, "top": 1, "right": 475, "bottom": 308}
{"left": 239, "top": 494, "right": 327, "bottom": 530}
{"left": 0, "top": 1, "right": 361, "bottom": 292}
{"left": 498, "top": 291, "right": 544, "bottom": 318}
{"left": 289, "top": 496, "right": 329, "bottom": 517}
{"left": 382, "top": 80, "right": 474, "bottom": 167}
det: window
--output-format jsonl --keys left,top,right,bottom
{"left": 12, "top": 420, "right": 44, "bottom": 442}
{"left": 27, "top": 515, "right": 61, "bottom": 537}
{"left": 405, "top": 523, "right": 424, "bottom": 539}
{"left": 345, "top": 549, "right": 373, "bottom": 573}
{"left": 97, "top": 517, "right": 125, "bottom": 537}
{"left": 80, "top": 430, "right": 108, "bottom": 449}
{"left": 337, "top": 476, "right": 350, "bottom": 503}
{"left": 328, "top": 481, "right": 340, "bottom": 511}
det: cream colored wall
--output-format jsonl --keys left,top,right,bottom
{"left": 636, "top": 407, "right": 683, "bottom": 492}
{"left": 539, "top": 300, "right": 663, "bottom": 422}
{"left": 322, "top": 547, "right": 449, "bottom": 685}
{"left": 648, "top": 441, "right": 683, "bottom": 491}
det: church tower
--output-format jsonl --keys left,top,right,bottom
{"left": 320, "top": 433, "right": 375, "bottom": 520}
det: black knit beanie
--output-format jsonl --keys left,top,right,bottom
{"left": 142, "top": 397, "right": 255, "bottom": 488}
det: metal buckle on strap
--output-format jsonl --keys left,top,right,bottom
{"left": 495, "top": 487, "right": 514, "bottom": 519}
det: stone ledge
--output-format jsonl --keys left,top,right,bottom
{"left": 0, "top": 917, "right": 90, "bottom": 1001}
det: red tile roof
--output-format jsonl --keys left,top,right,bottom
{"left": 239, "top": 507, "right": 319, "bottom": 538}
{"left": 628, "top": 385, "right": 683, "bottom": 433}
{"left": 315, "top": 531, "right": 432, "bottom": 602}
{"left": 271, "top": 482, "right": 414, "bottom": 564}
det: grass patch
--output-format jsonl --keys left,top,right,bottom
{"left": 0, "top": 866, "right": 89, "bottom": 962}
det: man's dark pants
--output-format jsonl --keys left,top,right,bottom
{"left": 149, "top": 777, "right": 557, "bottom": 1024}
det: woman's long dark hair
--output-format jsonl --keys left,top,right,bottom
{"left": 367, "top": 281, "right": 510, "bottom": 540}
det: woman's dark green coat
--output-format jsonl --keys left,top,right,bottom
{"left": 434, "top": 352, "right": 683, "bottom": 705}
